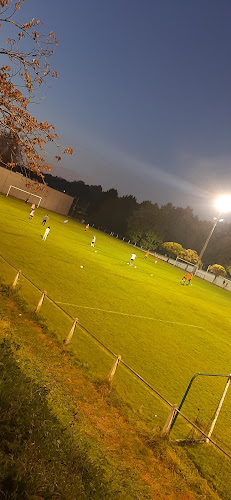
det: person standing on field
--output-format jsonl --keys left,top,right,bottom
{"left": 185, "top": 273, "right": 193, "bottom": 285}
{"left": 42, "top": 226, "right": 50, "bottom": 241}
{"left": 41, "top": 215, "right": 49, "bottom": 226}
{"left": 91, "top": 235, "right": 96, "bottom": 247}
{"left": 85, "top": 223, "right": 89, "bottom": 231}
{"left": 222, "top": 279, "right": 228, "bottom": 288}
{"left": 130, "top": 253, "right": 136, "bottom": 265}
{"left": 29, "top": 208, "right": 35, "bottom": 220}
{"left": 144, "top": 250, "right": 149, "bottom": 259}
{"left": 180, "top": 272, "right": 193, "bottom": 285}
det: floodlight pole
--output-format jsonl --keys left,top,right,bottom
{"left": 192, "top": 213, "right": 221, "bottom": 275}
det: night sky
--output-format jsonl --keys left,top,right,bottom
{"left": 11, "top": 0, "right": 231, "bottom": 219}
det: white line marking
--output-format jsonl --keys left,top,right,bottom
{"left": 56, "top": 301, "right": 204, "bottom": 329}
{"left": 203, "top": 330, "right": 231, "bottom": 349}
{"left": 56, "top": 302, "right": 231, "bottom": 347}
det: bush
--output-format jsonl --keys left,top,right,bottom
{"left": 161, "top": 242, "right": 183, "bottom": 258}
{"left": 208, "top": 264, "right": 227, "bottom": 278}
{"left": 128, "top": 229, "right": 162, "bottom": 251}
{"left": 178, "top": 249, "right": 199, "bottom": 264}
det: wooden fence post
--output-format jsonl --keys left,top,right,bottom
{"left": 161, "top": 404, "right": 178, "bottom": 436}
{"left": 12, "top": 269, "right": 21, "bottom": 289}
{"left": 107, "top": 355, "right": 121, "bottom": 384}
{"left": 64, "top": 318, "right": 78, "bottom": 346}
{"left": 35, "top": 291, "right": 47, "bottom": 314}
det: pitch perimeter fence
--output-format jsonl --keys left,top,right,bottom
{"left": 0, "top": 252, "right": 231, "bottom": 498}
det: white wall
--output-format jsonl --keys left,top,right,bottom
{"left": 0, "top": 167, "right": 74, "bottom": 216}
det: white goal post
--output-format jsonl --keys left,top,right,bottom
{"left": 174, "top": 256, "right": 195, "bottom": 271}
{"left": 6, "top": 185, "right": 42, "bottom": 207}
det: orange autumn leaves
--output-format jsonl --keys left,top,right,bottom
{"left": 0, "top": 0, "right": 73, "bottom": 177}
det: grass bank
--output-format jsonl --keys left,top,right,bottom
{"left": 0, "top": 283, "right": 223, "bottom": 499}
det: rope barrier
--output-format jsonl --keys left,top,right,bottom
{"left": 0, "top": 251, "right": 231, "bottom": 461}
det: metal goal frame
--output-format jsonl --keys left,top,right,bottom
{"left": 6, "top": 185, "right": 42, "bottom": 207}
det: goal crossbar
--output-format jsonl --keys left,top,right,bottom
{"left": 6, "top": 185, "right": 42, "bottom": 207}
{"left": 174, "top": 256, "right": 195, "bottom": 270}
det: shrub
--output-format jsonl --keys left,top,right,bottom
{"left": 161, "top": 242, "right": 183, "bottom": 258}
{"left": 208, "top": 264, "right": 227, "bottom": 278}
{"left": 178, "top": 249, "right": 199, "bottom": 264}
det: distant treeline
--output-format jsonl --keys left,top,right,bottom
{"left": 44, "top": 173, "right": 231, "bottom": 269}
{"left": 3, "top": 165, "right": 231, "bottom": 269}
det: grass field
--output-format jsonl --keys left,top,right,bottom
{"left": 0, "top": 194, "right": 231, "bottom": 495}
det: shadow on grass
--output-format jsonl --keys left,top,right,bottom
{"left": 0, "top": 339, "right": 116, "bottom": 500}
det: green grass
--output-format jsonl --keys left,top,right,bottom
{"left": 0, "top": 295, "right": 156, "bottom": 500}
{"left": 0, "top": 339, "right": 110, "bottom": 499}
{"left": 1, "top": 194, "right": 231, "bottom": 495}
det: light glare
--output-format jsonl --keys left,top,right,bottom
{"left": 215, "top": 195, "right": 231, "bottom": 213}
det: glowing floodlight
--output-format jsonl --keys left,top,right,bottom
{"left": 215, "top": 195, "right": 231, "bottom": 213}
{"left": 192, "top": 196, "right": 231, "bottom": 276}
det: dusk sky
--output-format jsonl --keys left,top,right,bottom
{"left": 15, "top": 1, "right": 231, "bottom": 219}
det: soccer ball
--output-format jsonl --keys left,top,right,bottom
{"left": 134, "top": 266, "right": 137, "bottom": 268}
{"left": 80, "top": 265, "right": 84, "bottom": 269}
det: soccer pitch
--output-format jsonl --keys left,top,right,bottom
{"left": 0, "top": 194, "right": 231, "bottom": 449}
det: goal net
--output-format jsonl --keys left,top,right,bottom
{"left": 6, "top": 185, "right": 42, "bottom": 207}
{"left": 174, "top": 256, "right": 194, "bottom": 272}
